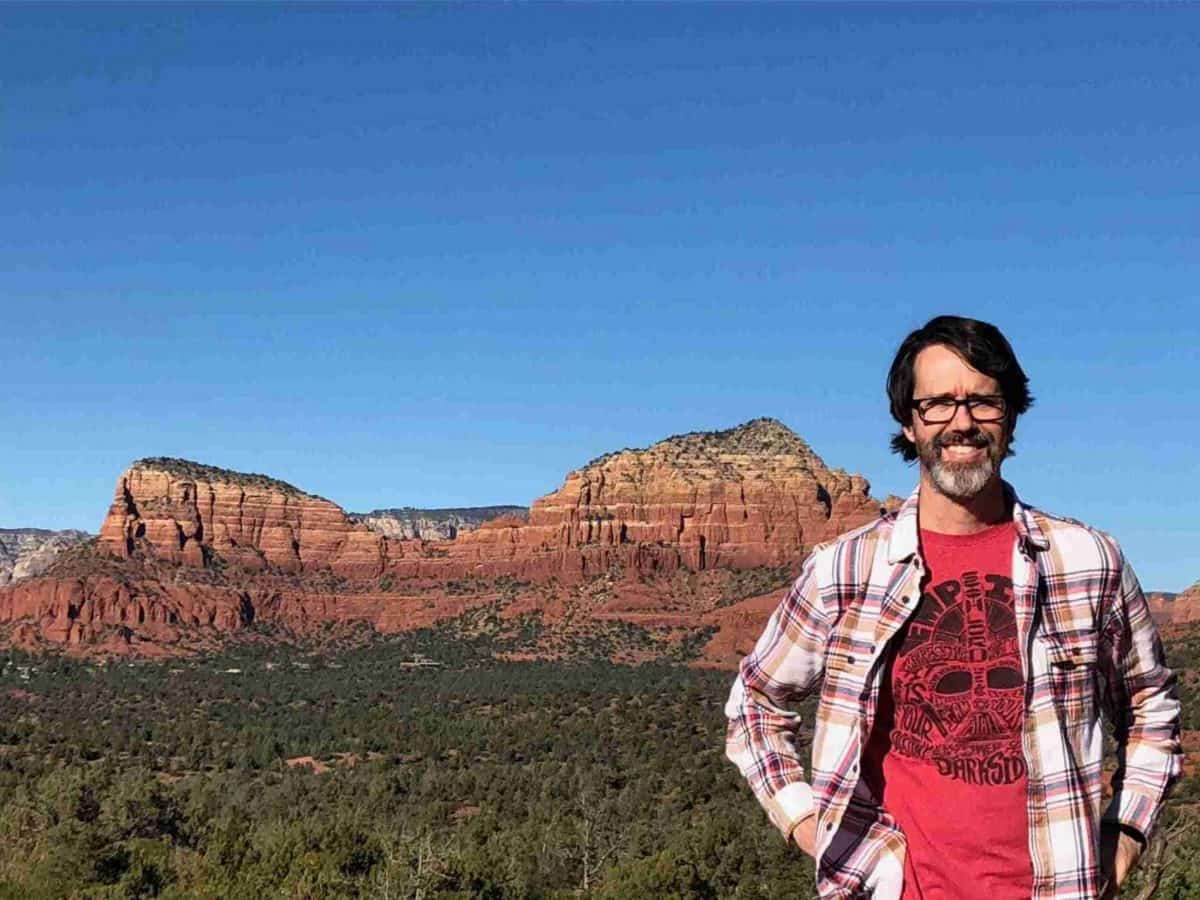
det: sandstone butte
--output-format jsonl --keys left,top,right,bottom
{"left": 1148, "top": 581, "right": 1200, "bottom": 627}
{"left": 0, "top": 418, "right": 893, "bottom": 655}
{"left": 95, "top": 418, "right": 885, "bottom": 579}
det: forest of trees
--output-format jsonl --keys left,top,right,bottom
{"left": 0, "top": 615, "right": 1198, "bottom": 898}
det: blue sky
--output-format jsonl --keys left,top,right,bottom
{"left": 2, "top": 5, "right": 1197, "bottom": 590}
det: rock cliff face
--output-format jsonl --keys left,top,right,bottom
{"left": 350, "top": 506, "right": 528, "bottom": 540}
{"left": 3, "top": 419, "right": 889, "bottom": 655}
{"left": 1148, "top": 582, "right": 1200, "bottom": 625}
{"left": 94, "top": 420, "right": 885, "bottom": 584}
{"left": 443, "top": 417, "right": 884, "bottom": 579}
{"left": 96, "top": 458, "right": 388, "bottom": 579}
{"left": 0, "top": 529, "right": 92, "bottom": 585}
{"left": 0, "top": 570, "right": 252, "bottom": 650}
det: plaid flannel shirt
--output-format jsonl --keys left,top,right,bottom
{"left": 725, "top": 482, "right": 1182, "bottom": 900}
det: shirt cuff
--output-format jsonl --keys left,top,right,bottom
{"left": 1102, "top": 788, "right": 1160, "bottom": 846}
{"left": 765, "top": 782, "right": 815, "bottom": 839}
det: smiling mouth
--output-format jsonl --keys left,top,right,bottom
{"left": 940, "top": 444, "right": 986, "bottom": 462}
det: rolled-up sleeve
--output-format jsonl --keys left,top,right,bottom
{"left": 725, "top": 549, "right": 831, "bottom": 839}
{"left": 1098, "top": 551, "right": 1184, "bottom": 842}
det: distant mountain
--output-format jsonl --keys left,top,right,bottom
{"left": 0, "top": 528, "right": 92, "bottom": 585}
{"left": 1148, "top": 582, "right": 1200, "bottom": 625}
{"left": 349, "top": 506, "right": 528, "bottom": 541}
{"left": 3, "top": 427, "right": 1193, "bottom": 664}
{"left": 0, "top": 418, "right": 890, "bottom": 658}
{"left": 522, "top": 415, "right": 884, "bottom": 573}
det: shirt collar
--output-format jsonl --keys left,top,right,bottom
{"left": 886, "top": 479, "right": 1050, "bottom": 564}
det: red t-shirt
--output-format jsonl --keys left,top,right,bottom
{"left": 862, "top": 521, "right": 1033, "bottom": 899}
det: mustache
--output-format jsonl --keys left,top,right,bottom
{"left": 933, "top": 429, "right": 992, "bottom": 450}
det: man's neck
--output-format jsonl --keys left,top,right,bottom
{"left": 917, "top": 472, "right": 1009, "bottom": 535}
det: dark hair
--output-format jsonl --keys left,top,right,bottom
{"left": 887, "top": 315, "right": 1034, "bottom": 462}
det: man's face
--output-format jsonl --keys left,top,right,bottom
{"left": 902, "top": 344, "right": 1011, "bottom": 500}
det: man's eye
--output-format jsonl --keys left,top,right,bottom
{"left": 970, "top": 398, "right": 1003, "bottom": 411}
{"left": 924, "top": 399, "right": 956, "bottom": 410}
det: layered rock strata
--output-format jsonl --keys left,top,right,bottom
{"left": 96, "top": 457, "right": 386, "bottom": 578}
{"left": 1147, "top": 582, "right": 1200, "bottom": 626}
{"left": 3, "top": 419, "right": 890, "bottom": 653}
{"left": 445, "top": 417, "right": 884, "bottom": 579}
{"left": 96, "top": 420, "right": 886, "bottom": 582}
{"left": 0, "top": 573, "right": 251, "bottom": 648}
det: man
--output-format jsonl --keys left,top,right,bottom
{"left": 725, "top": 316, "right": 1181, "bottom": 899}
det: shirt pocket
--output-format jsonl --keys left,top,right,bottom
{"left": 822, "top": 640, "right": 876, "bottom": 701}
{"left": 816, "top": 641, "right": 874, "bottom": 759}
{"left": 1044, "top": 633, "right": 1099, "bottom": 724}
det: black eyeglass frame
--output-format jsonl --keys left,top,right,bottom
{"left": 909, "top": 394, "right": 1008, "bottom": 425}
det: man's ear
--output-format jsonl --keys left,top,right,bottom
{"left": 902, "top": 422, "right": 916, "bottom": 446}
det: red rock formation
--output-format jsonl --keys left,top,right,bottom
{"left": 0, "top": 570, "right": 251, "bottom": 649}
{"left": 694, "top": 591, "right": 790, "bottom": 670}
{"left": 1147, "top": 581, "right": 1200, "bottom": 626}
{"left": 98, "top": 458, "right": 386, "bottom": 578}
{"left": 439, "top": 418, "right": 885, "bottom": 580}
{"left": 97, "top": 420, "right": 886, "bottom": 585}
{"left": 3, "top": 419, "right": 892, "bottom": 655}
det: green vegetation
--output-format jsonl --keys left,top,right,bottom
{"left": 635, "top": 566, "right": 796, "bottom": 613}
{"left": 581, "top": 417, "right": 816, "bottom": 471}
{"left": 713, "top": 568, "right": 793, "bottom": 609}
{"left": 0, "top": 632, "right": 806, "bottom": 899}
{"left": 428, "top": 576, "right": 695, "bottom": 666}
{"left": 132, "top": 458, "right": 324, "bottom": 500}
{"left": 0, "top": 621, "right": 1196, "bottom": 898}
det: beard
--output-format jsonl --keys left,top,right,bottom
{"left": 915, "top": 426, "right": 1006, "bottom": 500}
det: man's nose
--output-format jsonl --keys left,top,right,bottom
{"left": 948, "top": 399, "right": 976, "bottom": 430}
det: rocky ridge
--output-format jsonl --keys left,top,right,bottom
{"left": 97, "top": 457, "right": 381, "bottom": 576}
{"left": 1148, "top": 582, "right": 1200, "bottom": 626}
{"left": 494, "top": 416, "right": 884, "bottom": 576}
{"left": 2, "top": 426, "right": 1193, "bottom": 664}
{"left": 350, "top": 506, "right": 529, "bottom": 540}
{"left": 95, "top": 419, "right": 887, "bottom": 582}
{"left": 0, "top": 419, "right": 888, "bottom": 655}
{"left": 0, "top": 528, "right": 92, "bottom": 585}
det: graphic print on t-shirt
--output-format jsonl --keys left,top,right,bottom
{"left": 891, "top": 571, "right": 1026, "bottom": 785}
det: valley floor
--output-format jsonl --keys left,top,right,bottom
{"left": 1, "top": 622, "right": 1199, "bottom": 898}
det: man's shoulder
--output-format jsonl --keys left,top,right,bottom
{"left": 1020, "top": 498, "right": 1127, "bottom": 569}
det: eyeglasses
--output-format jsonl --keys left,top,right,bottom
{"left": 910, "top": 394, "right": 1007, "bottom": 424}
